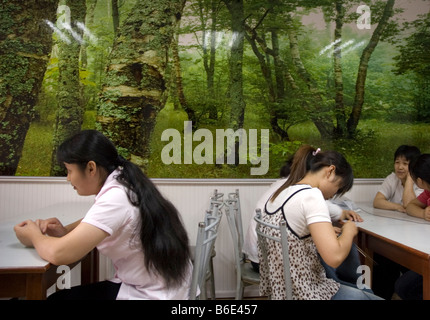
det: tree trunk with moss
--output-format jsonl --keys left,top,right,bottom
{"left": 224, "top": 0, "right": 246, "bottom": 132}
{"left": 0, "top": 0, "right": 59, "bottom": 175}
{"left": 347, "top": 0, "right": 395, "bottom": 137}
{"left": 286, "top": 13, "right": 334, "bottom": 139}
{"left": 50, "top": 0, "right": 87, "bottom": 176}
{"left": 96, "top": 0, "right": 186, "bottom": 169}
{"left": 333, "top": 0, "right": 346, "bottom": 138}
{"left": 222, "top": 0, "right": 246, "bottom": 166}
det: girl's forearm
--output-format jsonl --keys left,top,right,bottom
{"left": 402, "top": 176, "right": 416, "bottom": 207}
{"left": 374, "top": 197, "right": 404, "bottom": 211}
{"left": 406, "top": 202, "right": 425, "bottom": 219}
{"left": 65, "top": 219, "right": 83, "bottom": 233}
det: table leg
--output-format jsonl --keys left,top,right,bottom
{"left": 358, "top": 229, "right": 430, "bottom": 300}
{"left": 81, "top": 248, "right": 99, "bottom": 285}
{"left": 357, "top": 233, "right": 374, "bottom": 288}
{"left": 26, "top": 273, "right": 46, "bottom": 300}
{"left": 423, "top": 262, "right": 430, "bottom": 300}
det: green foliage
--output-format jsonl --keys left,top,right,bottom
{"left": 270, "top": 140, "right": 303, "bottom": 158}
{"left": 15, "top": 122, "right": 54, "bottom": 176}
{"left": 12, "top": 0, "right": 430, "bottom": 179}
{"left": 16, "top": 111, "right": 96, "bottom": 176}
{"left": 392, "top": 13, "right": 430, "bottom": 122}
{"left": 17, "top": 106, "right": 430, "bottom": 178}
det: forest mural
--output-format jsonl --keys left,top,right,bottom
{"left": 0, "top": 0, "right": 429, "bottom": 178}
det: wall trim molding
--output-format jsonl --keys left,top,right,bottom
{"left": 0, "top": 176, "right": 384, "bottom": 185}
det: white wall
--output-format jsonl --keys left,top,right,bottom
{"left": 0, "top": 177, "right": 383, "bottom": 298}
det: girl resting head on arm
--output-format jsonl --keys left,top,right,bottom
{"left": 406, "top": 154, "right": 430, "bottom": 221}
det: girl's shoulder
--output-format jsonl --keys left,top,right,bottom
{"left": 266, "top": 185, "right": 318, "bottom": 212}
{"left": 422, "top": 189, "right": 430, "bottom": 197}
{"left": 95, "top": 170, "right": 129, "bottom": 200}
{"left": 96, "top": 182, "right": 127, "bottom": 199}
{"left": 385, "top": 172, "right": 399, "bottom": 182}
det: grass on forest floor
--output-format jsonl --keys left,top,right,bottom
{"left": 16, "top": 106, "right": 430, "bottom": 179}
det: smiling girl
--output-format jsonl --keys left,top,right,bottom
{"left": 14, "top": 130, "right": 192, "bottom": 300}
{"left": 373, "top": 145, "right": 422, "bottom": 212}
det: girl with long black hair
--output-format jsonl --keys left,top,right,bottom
{"left": 14, "top": 130, "right": 192, "bottom": 299}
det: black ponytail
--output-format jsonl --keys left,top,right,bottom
{"left": 57, "top": 130, "right": 190, "bottom": 288}
{"left": 116, "top": 160, "right": 191, "bottom": 288}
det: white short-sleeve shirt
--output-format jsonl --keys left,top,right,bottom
{"left": 242, "top": 182, "right": 334, "bottom": 262}
{"left": 378, "top": 172, "right": 423, "bottom": 205}
{"left": 82, "top": 169, "right": 192, "bottom": 300}
{"left": 265, "top": 184, "right": 331, "bottom": 238}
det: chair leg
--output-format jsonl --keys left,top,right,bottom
{"left": 201, "top": 258, "right": 215, "bottom": 300}
{"left": 208, "top": 259, "right": 216, "bottom": 299}
{"left": 200, "top": 280, "right": 207, "bottom": 300}
{"left": 235, "top": 280, "right": 244, "bottom": 300}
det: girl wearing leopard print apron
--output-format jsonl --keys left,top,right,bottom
{"left": 258, "top": 145, "right": 383, "bottom": 300}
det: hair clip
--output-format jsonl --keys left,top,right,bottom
{"left": 312, "top": 148, "right": 321, "bottom": 156}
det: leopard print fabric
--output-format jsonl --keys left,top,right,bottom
{"left": 258, "top": 200, "right": 340, "bottom": 300}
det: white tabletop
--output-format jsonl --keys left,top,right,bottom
{"left": 354, "top": 202, "right": 430, "bottom": 255}
{"left": 0, "top": 222, "right": 50, "bottom": 269}
{"left": 0, "top": 201, "right": 93, "bottom": 270}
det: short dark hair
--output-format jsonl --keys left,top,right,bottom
{"left": 394, "top": 145, "right": 421, "bottom": 162}
{"left": 409, "top": 154, "right": 430, "bottom": 185}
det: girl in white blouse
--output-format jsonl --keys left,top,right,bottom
{"left": 258, "top": 145, "right": 382, "bottom": 300}
{"left": 14, "top": 130, "right": 192, "bottom": 299}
